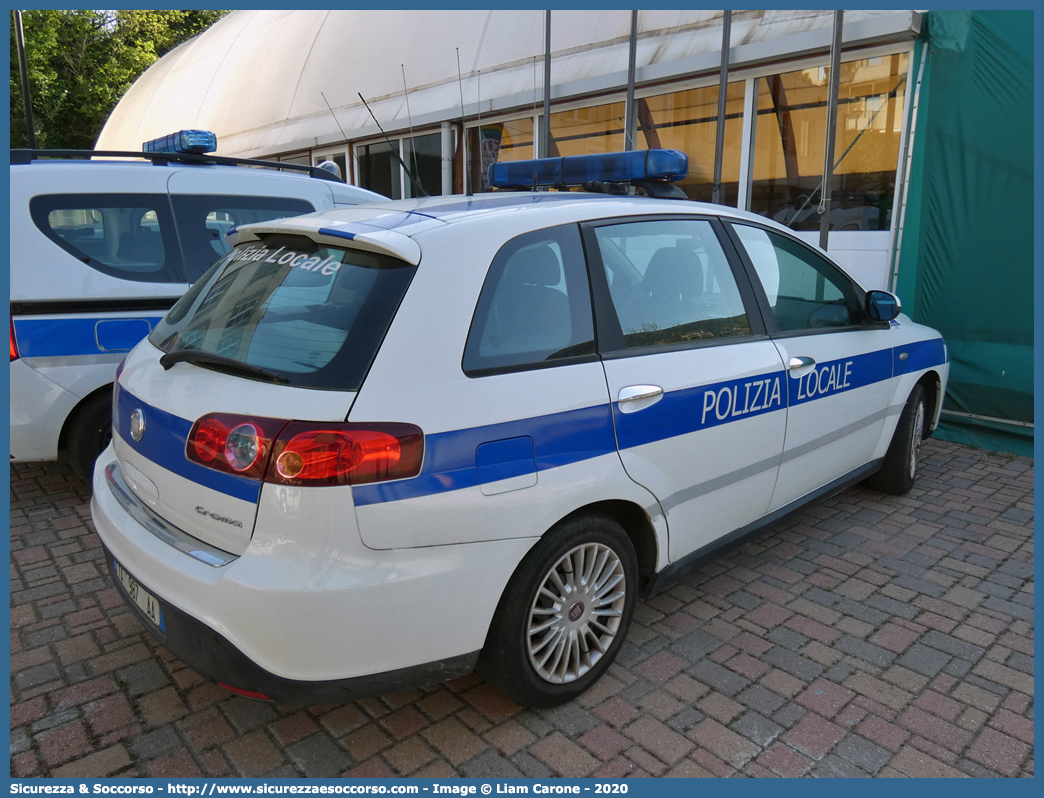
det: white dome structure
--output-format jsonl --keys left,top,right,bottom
{"left": 97, "top": 9, "right": 916, "bottom": 159}
{"left": 98, "top": 9, "right": 923, "bottom": 292}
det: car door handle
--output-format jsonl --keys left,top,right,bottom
{"left": 789, "top": 356, "right": 816, "bottom": 370}
{"left": 618, "top": 385, "right": 663, "bottom": 414}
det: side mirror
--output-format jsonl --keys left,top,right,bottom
{"left": 866, "top": 290, "right": 901, "bottom": 322}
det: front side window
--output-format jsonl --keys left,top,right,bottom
{"left": 593, "top": 219, "right": 751, "bottom": 350}
{"left": 463, "top": 226, "right": 596, "bottom": 375}
{"left": 149, "top": 234, "right": 416, "bottom": 390}
{"left": 30, "top": 193, "right": 181, "bottom": 283}
{"left": 732, "top": 224, "right": 866, "bottom": 332}
{"left": 169, "top": 195, "right": 316, "bottom": 281}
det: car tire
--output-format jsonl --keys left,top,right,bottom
{"left": 478, "top": 513, "right": 638, "bottom": 708}
{"left": 67, "top": 391, "right": 113, "bottom": 486}
{"left": 868, "top": 384, "right": 926, "bottom": 496}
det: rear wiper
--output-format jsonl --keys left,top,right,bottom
{"left": 158, "top": 349, "right": 290, "bottom": 384}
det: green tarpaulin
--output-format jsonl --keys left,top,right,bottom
{"left": 895, "top": 10, "right": 1033, "bottom": 457}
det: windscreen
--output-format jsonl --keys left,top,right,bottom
{"left": 148, "top": 234, "right": 417, "bottom": 391}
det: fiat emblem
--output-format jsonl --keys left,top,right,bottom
{"left": 129, "top": 409, "right": 145, "bottom": 442}
{"left": 569, "top": 602, "right": 585, "bottom": 622}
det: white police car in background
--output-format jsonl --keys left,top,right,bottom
{"left": 90, "top": 150, "right": 949, "bottom": 707}
{"left": 10, "top": 130, "right": 383, "bottom": 482}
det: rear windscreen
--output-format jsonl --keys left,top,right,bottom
{"left": 148, "top": 234, "right": 417, "bottom": 391}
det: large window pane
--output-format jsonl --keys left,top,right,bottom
{"left": 549, "top": 101, "right": 626, "bottom": 156}
{"left": 467, "top": 118, "right": 534, "bottom": 193}
{"left": 357, "top": 141, "right": 402, "bottom": 199}
{"left": 749, "top": 53, "right": 909, "bottom": 231}
{"left": 403, "top": 132, "right": 442, "bottom": 198}
{"left": 641, "top": 82, "right": 745, "bottom": 205}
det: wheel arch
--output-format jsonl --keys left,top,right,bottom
{"left": 917, "top": 369, "right": 943, "bottom": 437}
{"left": 58, "top": 383, "right": 114, "bottom": 452}
{"left": 559, "top": 499, "right": 660, "bottom": 593}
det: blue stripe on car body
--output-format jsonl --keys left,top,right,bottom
{"left": 894, "top": 337, "right": 947, "bottom": 375}
{"left": 116, "top": 339, "right": 946, "bottom": 507}
{"left": 786, "top": 348, "right": 894, "bottom": 408}
{"left": 15, "top": 316, "right": 164, "bottom": 357}
{"left": 352, "top": 404, "right": 618, "bottom": 507}
{"left": 115, "top": 385, "right": 262, "bottom": 504}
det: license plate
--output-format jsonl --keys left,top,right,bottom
{"left": 113, "top": 559, "right": 165, "bottom": 632}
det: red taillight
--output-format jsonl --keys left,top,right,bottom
{"left": 186, "top": 414, "right": 423, "bottom": 487}
{"left": 186, "top": 413, "right": 288, "bottom": 480}
{"left": 271, "top": 423, "right": 424, "bottom": 487}
{"left": 10, "top": 317, "right": 19, "bottom": 362}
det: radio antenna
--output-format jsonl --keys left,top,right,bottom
{"left": 401, "top": 64, "right": 422, "bottom": 194}
{"left": 321, "top": 92, "right": 350, "bottom": 143}
{"left": 457, "top": 47, "right": 471, "bottom": 196}
{"left": 358, "top": 91, "right": 428, "bottom": 198}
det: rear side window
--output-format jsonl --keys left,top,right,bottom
{"left": 30, "top": 193, "right": 182, "bottom": 283}
{"left": 149, "top": 234, "right": 416, "bottom": 391}
{"left": 463, "top": 225, "right": 596, "bottom": 375}
{"left": 169, "top": 195, "right": 315, "bottom": 282}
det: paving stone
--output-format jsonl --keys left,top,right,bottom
{"left": 811, "top": 753, "right": 870, "bottom": 777}
{"left": 529, "top": 732, "right": 599, "bottom": 777}
{"left": 965, "top": 726, "right": 1031, "bottom": 777}
{"left": 115, "top": 659, "right": 170, "bottom": 697}
{"left": 761, "top": 647, "right": 825, "bottom": 681}
{"left": 10, "top": 443, "right": 1032, "bottom": 778}
{"left": 221, "top": 697, "right": 277, "bottom": 733}
{"left": 731, "top": 711, "right": 784, "bottom": 747}
{"left": 286, "top": 734, "right": 351, "bottom": 778}
{"left": 686, "top": 659, "right": 750, "bottom": 697}
{"left": 833, "top": 734, "right": 891, "bottom": 774}
{"left": 459, "top": 748, "right": 525, "bottom": 778}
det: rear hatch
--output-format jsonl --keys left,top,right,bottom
{"left": 110, "top": 230, "right": 419, "bottom": 554}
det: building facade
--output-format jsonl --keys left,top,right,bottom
{"left": 96, "top": 10, "right": 1032, "bottom": 454}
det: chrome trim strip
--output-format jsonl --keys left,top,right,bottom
{"left": 22, "top": 353, "right": 125, "bottom": 368}
{"left": 104, "top": 463, "right": 237, "bottom": 567}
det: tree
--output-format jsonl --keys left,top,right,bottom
{"left": 10, "top": 10, "right": 227, "bottom": 150}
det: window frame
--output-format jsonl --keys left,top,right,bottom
{"left": 580, "top": 214, "right": 769, "bottom": 360}
{"left": 722, "top": 220, "right": 889, "bottom": 338}
{"left": 29, "top": 192, "right": 184, "bottom": 284}
{"left": 461, "top": 223, "right": 600, "bottom": 379}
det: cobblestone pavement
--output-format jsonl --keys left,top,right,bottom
{"left": 10, "top": 439, "right": 1034, "bottom": 779}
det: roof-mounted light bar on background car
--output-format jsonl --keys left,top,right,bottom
{"left": 142, "top": 130, "right": 218, "bottom": 155}
{"left": 488, "top": 149, "right": 689, "bottom": 198}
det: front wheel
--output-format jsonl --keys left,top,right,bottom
{"left": 868, "top": 384, "right": 926, "bottom": 495}
{"left": 478, "top": 514, "right": 638, "bottom": 707}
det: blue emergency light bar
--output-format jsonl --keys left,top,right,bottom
{"left": 489, "top": 149, "right": 688, "bottom": 189}
{"left": 142, "top": 130, "right": 217, "bottom": 155}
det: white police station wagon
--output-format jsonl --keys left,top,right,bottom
{"left": 90, "top": 150, "right": 949, "bottom": 707}
{"left": 10, "top": 131, "right": 382, "bottom": 482}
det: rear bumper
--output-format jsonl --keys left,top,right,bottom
{"left": 90, "top": 449, "right": 536, "bottom": 700}
{"left": 100, "top": 542, "right": 478, "bottom": 703}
